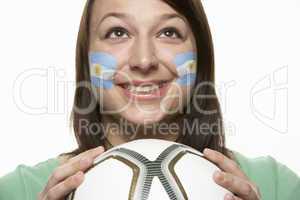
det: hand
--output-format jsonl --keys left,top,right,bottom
{"left": 38, "top": 146, "right": 105, "bottom": 200}
{"left": 203, "top": 148, "right": 261, "bottom": 200}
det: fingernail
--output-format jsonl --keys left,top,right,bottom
{"left": 203, "top": 148, "right": 210, "bottom": 155}
{"left": 76, "top": 171, "right": 84, "bottom": 177}
{"left": 224, "top": 193, "right": 234, "bottom": 200}
{"left": 92, "top": 146, "right": 104, "bottom": 154}
{"left": 97, "top": 146, "right": 105, "bottom": 152}
{"left": 214, "top": 171, "right": 221, "bottom": 178}
{"left": 214, "top": 171, "right": 224, "bottom": 182}
{"left": 74, "top": 171, "right": 84, "bottom": 182}
{"left": 80, "top": 158, "right": 91, "bottom": 168}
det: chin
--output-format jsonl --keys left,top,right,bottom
{"left": 121, "top": 108, "right": 166, "bottom": 125}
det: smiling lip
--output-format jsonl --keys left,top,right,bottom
{"left": 117, "top": 80, "right": 172, "bottom": 101}
{"left": 117, "top": 79, "right": 168, "bottom": 86}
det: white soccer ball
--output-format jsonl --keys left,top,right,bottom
{"left": 67, "top": 139, "right": 230, "bottom": 200}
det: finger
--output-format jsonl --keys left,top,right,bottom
{"left": 233, "top": 196, "right": 243, "bottom": 200}
{"left": 44, "top": 171, "right": 84, "bottom": 200}
{"left": 42, "top": 146, "right": 104, "bottom": 195}
{"left": 224, "top": 193, "right": 243, "bottom": 200}
{"left": 214, "top": 171, "right": 259, "bottom": 200}
{"left": 68, "top": 146, "right": 105, "bottom": 163}
{"left": 203, "top": 148, "right": 247, "bottom": 179}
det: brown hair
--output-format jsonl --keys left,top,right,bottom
{"left": 64, "top": 0, "right": 231, "bottom": 158}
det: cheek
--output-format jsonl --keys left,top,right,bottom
{"left": 96, "top": 87, "right": 127, "bottom": 113}
{"left": 160, "top": 83, "right": 194, "bottom": 114}
{"left": 157, "top": 50, "right": 197, "bottom": 84}
{"left": 89, "top": 52, "right": 118, "bottom": 89}
{"left": 157, "top": 48, "right": 197, "bottom": 75}
{"left": 173, "top": 52, "right": 197, "bottom": 86}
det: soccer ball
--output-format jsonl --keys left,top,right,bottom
{"left": 67, "top": 139, "right": 230, "bottom": 200}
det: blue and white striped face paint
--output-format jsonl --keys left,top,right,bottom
{"left": 173, "top": 52, "right": 197, "bottom": 86}
{"left": 89, "top": 52, "right": 118, "bottom": 89}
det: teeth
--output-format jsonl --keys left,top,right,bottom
{"left": 127, "top": 84, "right": 160, "bottom": 94}
{"left": 120, "top": 81, "right": 170, "bottom": 94}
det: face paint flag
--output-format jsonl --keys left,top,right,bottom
{"left": 89, "top": 52, "right": 117, "bottom": 89}
{"left": 173, "top": 52, "right": 197, "bottom": 86}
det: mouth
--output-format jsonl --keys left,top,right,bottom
{"left": 116, "top": 80, "right": 172, "bottom": 101}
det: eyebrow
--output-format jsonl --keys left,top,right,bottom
{"left": 97, "top": 12, "right": 187, "bottom": 26}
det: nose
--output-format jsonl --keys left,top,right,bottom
{"left": 128, "top": 37, "right": 159, "bottom": 73}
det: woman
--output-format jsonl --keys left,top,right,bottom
{"left": 0, "top": 0, "right": 299, "bottom": 199}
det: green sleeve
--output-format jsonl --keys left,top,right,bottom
{"left": 0, "top": 158, "right": 59, "bottom": 200}
{"left": 234, "top": 151, "right": 300, "bottom": 200}
{"left": 275, "top": 158, "right": 300, "bottom": 199}
{"left": 0, "top": 165, "right": 26, "bottom": 200}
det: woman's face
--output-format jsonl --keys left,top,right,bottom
{"left": 89, "top": 0, "right": 197, "bottom": 125}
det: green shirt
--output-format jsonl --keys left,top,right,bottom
{"left": 0, "top": 152, "right": 299, "bottom": 200}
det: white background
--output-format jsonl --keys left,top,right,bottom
{"left": 0, "top": 0, "right": 299, "bottom": 177}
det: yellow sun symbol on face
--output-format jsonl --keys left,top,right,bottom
{"left": 188, "top": 61, "right": 197, "bottom": 73}
{"left": 94, "top": 64, "right": 102, "bottom": 76}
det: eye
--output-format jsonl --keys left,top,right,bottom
{"left": 104, "top": 27, "right": 130, "bottom": 40}
{"left": 159, "top": 27, "right": 183, "bottom": 39}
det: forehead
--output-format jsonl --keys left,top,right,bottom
{"left": 90, "top": 0, "right": 181, "bottom": 26}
